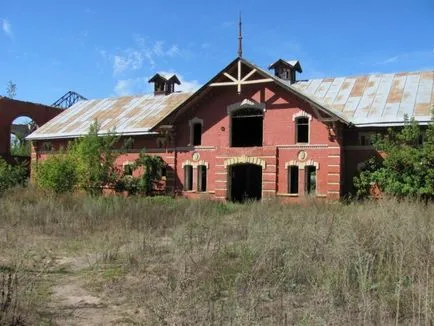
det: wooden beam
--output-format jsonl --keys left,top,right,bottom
{"left": 241, "top": 68, "right": 257, "bottom": 81}
{"left": 237, "top": 60, "right": 242, "bottom": 93}
{"left": 210, "top": 81, "right": 238, "bottom": 87}
{"left": 241, "top": 79, "right": 273, "bottom": 85}
{"left": 223, "top": 73, "right": 237, "bottom": 82}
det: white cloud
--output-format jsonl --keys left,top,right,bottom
{"left": 2, "top": 19, "right": 12, "bottom": 38}
{"left": 111, "top": 36, "right": 184, "bottom": 75}
{"left": 113, "top": 50, "right": 145, "bottom": 74}
{"left": 376, "top": 56, "right": 399, "bottom": 65}
{"left": 114, "top": 73, "right": 200, "bottom": 96}
{"left": 373, "top": 50, "right": 434, "bottom": 66}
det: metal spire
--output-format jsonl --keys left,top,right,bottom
{"left": 237, "top": 13, "right": 243, "bottom": 58}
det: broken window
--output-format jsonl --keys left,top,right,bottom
{"left": 288, "top": 165, "right": 299, "bottom": 194}
{"left": 296, "top": 117, "right": 309, "bottom": 143}
{"left": 184, "top": 165, "right": 193, "bottom": 191}
{"left": 231, "top": 107, "right": 263, "bottom": 147}
{"left": 192, "top": 122, "right": 202, "bottom": 146}
{"left": 305, "top": 166, "right": 316, "bottom": 195}
{"left": 123, "top": 164, "right": 134, "bottom": 176}
{"left": 359, "top": 132, "right": 375, "bottom": 146}
{"left": 197, "top": 165, "right": 207, "bottom": 192}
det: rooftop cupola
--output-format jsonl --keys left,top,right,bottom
{"left": 148, "top": 73, "right": 181, "bottom": 95}
{"left": 268, "top": 59, "right": 303, "bottom": 84}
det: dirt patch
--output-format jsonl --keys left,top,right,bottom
{"left": 46, "top": 256, "right": 136, "bottom": 326}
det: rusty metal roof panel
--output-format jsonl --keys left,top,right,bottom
{"left": 292, "top": 70, "right": 433, "bottom": 126}
{"left": 27, "top": 92, "right": 192, "bottom": 140}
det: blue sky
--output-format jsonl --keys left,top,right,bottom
{"left": 1, "top": 0, "right": 433, "bottom": 106}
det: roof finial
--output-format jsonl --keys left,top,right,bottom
{"left": 238, "top": 12, "right": 243, "bottom": 58}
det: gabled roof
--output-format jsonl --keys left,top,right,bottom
{"left": 291, "top": 71, "right": 434, "bottom": 126}
{"left": 26, "top": 58, "right": 434, "bottom": 142}
{"left": 148, "top": 73, "right": 181, "bottom": 85}
{"left": 27, "top": 92, "right": 192, "bottom": 140}
{"left": 166, "top": 57, "right": 349, "bottom": 125}
{"left": 269, "top": 59, "right": 303, "bottom": 73}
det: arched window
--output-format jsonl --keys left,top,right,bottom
{"left": 295, "top": 117, "right": 309, "bottom": 143}
{"left": 231, "top": 107, "right": 263, "bottom": 147}
{"left": 184, "top": 165, "right": 193, "bottom": 191}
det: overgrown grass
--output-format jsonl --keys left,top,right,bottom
{"left": 0, "top": 186, "right": 432, "bottom": 325}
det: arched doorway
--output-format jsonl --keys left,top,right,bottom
{"left": 228, "top": 163, "right": 262, "bottom": 202}
{"left": 10, "top": 116, "right": 37, "bottom": 157}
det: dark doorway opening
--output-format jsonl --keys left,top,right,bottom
{"left": 231, "top": 108, "right": 263, "bottom": 147}
{"left": 229, "top": 164, "right": 262, "bottom": 202}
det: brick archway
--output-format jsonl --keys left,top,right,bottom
{"left": 0, "top": 97, "right": 62, "bottom": 157}
{"left": 224, "top": 155, "right": 266, "bottom": 169}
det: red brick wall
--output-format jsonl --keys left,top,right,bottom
{"left": 32, "top": 82, "right": 370, "bottom": 202}
{"left": 0, "top": 98, "right": 62, "bottom": 156}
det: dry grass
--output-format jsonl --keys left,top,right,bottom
{"left": 0, "top": 186, "right": 433, "bottom": 325}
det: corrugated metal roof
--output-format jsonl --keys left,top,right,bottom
{"left": 291, "top": 71, "right": 434, "bottom": 126}
{"left": 27, "top": 92, "right": 192, "bottom": 140}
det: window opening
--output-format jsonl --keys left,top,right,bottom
{"left": 184, "top": 165, "right": 193, "bottom": 191}
{"left": 288, "top": 166, "right": 299, "bottom": 194}
{"left": 231, "top": 107, "right": 263, "bottom": 147}
{"left": 296, "top": 117, "right": 309, "bottom": 143}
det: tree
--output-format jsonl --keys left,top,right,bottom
{"left": 68, "top": 121, "right": 119, "bottom": 195}
{"left": 0, "top": 158, "right": 28, "bottom": 193}
{"left": 354, "top": 117, "right": 434, "bottom": 201}
{"left": 133, "top": 153, "right": 165, "bottom": 195}
{"left": 6, "top": 80, "right": 16, "bottom": 98}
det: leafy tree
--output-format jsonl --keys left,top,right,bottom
{"left": 68, "top": 121, "right": 120, "bottom": 195}
{"left": 0, "top": 158, "right": 28, "bottom": 193}
{"left": 10, "top": 136, "right": 31, "bottom": 156}
{"left": 133, "top": 153, "right": 165, "bottom": 195}
{"left": 354, "top": 117, "right": 434, "bottom": 201}
{"left": 35, "top": 153, "right": 77, "bottom": 193}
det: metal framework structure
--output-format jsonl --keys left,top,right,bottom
{"left": 52, "top": 91, "right": 87, "bottom": 109}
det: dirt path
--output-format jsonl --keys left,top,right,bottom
{"left": 46, "top": 256, "right": 135, "bottom": 326}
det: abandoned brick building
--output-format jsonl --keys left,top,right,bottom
{"left": 27, "top": 56, "right": 434, "bottom": 202}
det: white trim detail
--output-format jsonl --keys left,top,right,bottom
{"left": 224, "top": 155, "right": 266, "bottom": 169}
{"left": 292, "top": 111, "right": 312, "bottom": 121}
{"left": 210, "top": 59, "right": 273, "bottom": 94}
{"left": 285, "top": 159, "right": 319, "bottom": 170}
{"left": 227, "top": 99, "right": 266, "bottom": 114}
{"left": 182, "top": 160, "right": 209, "bottom": 169}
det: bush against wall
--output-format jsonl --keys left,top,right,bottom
{"left": 68, "top": 121, "right": 120, "bottom": 194}
{"left": 35, "top": 121, "right": 165, "bottom": 196}
{"left": 0, "top": 158, "right": 28, "bottom": 192}
{"left": 354, "top": 117, "right": 434, "bottom": 200}
{"left": 35, "top": 153, "right": 77, "bottom": 194}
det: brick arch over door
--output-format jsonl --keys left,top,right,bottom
{"left": 224, "top": 155, "right": 266, "bottom": 169}
{"left": 0, "top": 97, "right": 63, "bottom": 156}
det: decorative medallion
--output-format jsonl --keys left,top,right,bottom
{"left": 297, "top": 150, "right": 307, "bottom": 161}
{"left": 192, "top": 152, "right": 200, "bottom": 162}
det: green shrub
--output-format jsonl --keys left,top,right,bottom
{"left": 354, "top": 117, "right": 434, "bottom": 200}
{"left": 36, "top": 154, "right": 77, "bottom": 193}
{"left": 68, "top": 121, "right": 119, "bottom": 195}
{"left": 0, "top": 158, "right": 28, "bottom": 192}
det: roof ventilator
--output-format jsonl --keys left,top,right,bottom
{"left": 268, "top": 59, "right": 302, "bottom": 84}
{"left": 148, "top": 73, "right": 181, "bottom": 96}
